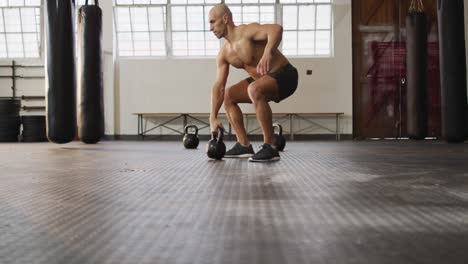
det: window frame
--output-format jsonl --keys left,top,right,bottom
{"left": 279, "top": 2, "right": 334, "bottom": 57}
{"left": 0, "top": 2, "right": 42, "bottom": 59}
{"left": 114, "top": 0, "right": 333, "bottom": 58}
{"left": 0, "top": 0, "right": 334, "bottom": 60}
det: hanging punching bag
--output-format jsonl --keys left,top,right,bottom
{"left": 77, "top": 0, "right": 104, "bottom": 144}
{"left": 438, "top": 0, "right": 468, "bottom": 143}
{"left": 406, "top": 0, "right": 428, "bottom": 140}
{"left": 45, "top": 0, "right": 77, "bottom": 144}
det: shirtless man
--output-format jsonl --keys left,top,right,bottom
{"left": 208, "top": 3, "right": 298, "bottom": 162}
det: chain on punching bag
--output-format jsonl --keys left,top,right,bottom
{"left": 406, "top": 0, "right": 428, "bottom": 139}
{"left": 438, "top": 0, "right": 468, "bottom": 143}
{"left": 45, "top": 0, "right": 77, "bottom": 144}
{"left": 77, "top": 0, "right": 104, "bottom": 144}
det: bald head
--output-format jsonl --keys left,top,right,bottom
{"left": 210, "top": 3, "right": 232, "bottom": 21}
{"left": 209, "top": 3, "right": 234, "bottom": 39}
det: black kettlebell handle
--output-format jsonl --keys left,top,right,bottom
{"left": 273, "top": 123, "right": 283, "bottom": 135}
{"left": 85, "top": 0, "right": 99, "bottom": 6}
{"left": 212, "top": 126, "right": 224, "bottom": 142}
{"left": 185, "top": 124, "right": 198, "bottom": 135}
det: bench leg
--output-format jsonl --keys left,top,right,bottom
{"left": 336, "top": 115, "right": 340, "bottom": 140}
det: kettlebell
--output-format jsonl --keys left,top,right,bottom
{"left": 206, "top": 127, "right": 226, "bottom": 160}
{"left": 273, "top": 123, "right": 286, "bottom": 151}
{"left": 183, "top": 124, "right": 199, "bottom": 149}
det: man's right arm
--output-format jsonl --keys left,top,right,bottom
{"left": 210, "top": 52, "right": 229, "bottom": 132}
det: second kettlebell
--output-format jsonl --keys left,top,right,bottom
{"left": 206, "top": 127, "right": 226, "bottom": 160}
{"left": 273, "top": 123, "right": 286, "bottom": 151}
{"left": 183, "top": 124, "right": 199, "bottom": 149}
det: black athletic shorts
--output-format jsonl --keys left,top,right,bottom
{"left": 245, "top": 63, "right": 298, "bottom": 103}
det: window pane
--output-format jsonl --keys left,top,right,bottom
{"left": 23, "top": 32, "right": 38, "bottom": 57}
{"left": 226, "top": 0, "right": 275, "bottom": 2}
{"left": 205, "top": 0, "right": 221, "bottom": 3}
{"left": 259, "top": 5, "right": 274, "bottom": 23}
{"left": 282, "top": 31, "right": 297, "bottom": 55}
{"left": 187, "top": 6, "right": 204, "bottom": 31}
{"left": 279, "top": 0, "right": 297, "bottom": 3}
{"left": 118, "top": 32, "right": 133, "bottom": 56}
{"left": 131, "top": 7, "right": 149, "bottom": 32}
{"left": 150, "top": 32, "right": 166, "bottom": 55}
{"left": 0, "top": 11, "right": 4, "bottom": 32}
{"left": 116, "top": 7, "right": 131, "bottom": 32}
{"left": 298, "top": 5, "right": 315, "bottom": 30}
{"left": 0, "top": 1, "right": 7, "bottom": 7}
{"left": 230, "top": 6, "right": 242, "bottom": 25}
{"left": 315, "top": 30, "right": 330, "bottom": 55}
{"left": 282, "top": 6, "right": 297, "bottom": 30}
{"left": 188, "top": 0, "right": 204, "bottom": 3}
{"left": 188, "top": 32, "right": 204, "bottom": 55}
{"left": 24, "top": 0, "right": 40, "bottom": 6}
{"left": 117, "top": 0, "right": 134, "bottom": 4}
{"left": 171, "top": 0, "right": 187, "bottom": 4}
{"left": 205, "top": 31, "right": 219, "bottom": 55}
{"left": 9, "top": 0, "right": 24, "bottom": 7}
{"left": 148, "top": 7, "right": 165, "bottom": 31}
{"left": 133, "top": 32, "right": 150, "bottom": 56}
{"left": 242, "top": 6, "right": 259, "bottom": 24}
{"left": 316, "top": 4, "right": 331, "bottom": 29}
{"left": 4, "top": 8, "right": 21, "bottom": 32}
{"left": 21, "top": 8, "right": 36, "bottom": 32}
{"left": 134, "top": 0, "right": 150, "bottom": 4}
{"left": 151, "top": 0, "right": 168, "bottom": 4}
{"left": 171, "top": 6, "right": 187, "bottom": 31}
{"left": 6, "top": 33, "right": 23, "bottom": 57}
{"left": 172, "top": 32, "right": 188, "bottom": 56}
{"left": 298, "top": 31, "right": 314, "bottom": 55}
{"left": 204, "top": 5, "right": 213, "bottom": 31}
{"left": 0, "top": 34, "right": 6, "bottom": 57}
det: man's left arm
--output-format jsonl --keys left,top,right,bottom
{"left": 246, "top": 23, "right": 283, "bottom": 75}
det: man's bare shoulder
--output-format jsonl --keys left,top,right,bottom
{"left": 238, "top": 23, "right": 260, "bottom": 30}
{"left": 216, "top": 44, "right": 229, "bottom": 64}
{"left": 237, "top": 23, "right": 262, "bottom": 39}
{"left": 217, "top": 43, "right": 227, "bottom": 56}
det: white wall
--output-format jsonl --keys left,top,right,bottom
{"left": 117, "top": 2, "right": 353, "bottom": 136}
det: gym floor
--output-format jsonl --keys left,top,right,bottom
{"left": 1, "top": 140, "right": 468, "bottom": 264}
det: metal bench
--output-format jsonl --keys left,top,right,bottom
{"left": 133, "top": 112, "right": 344, "bottom": 140}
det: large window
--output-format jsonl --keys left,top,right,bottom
{"left": 281, "top": 0, "right": 332, "bottom": 56}
{"left": 114, "top": 1, "right": 167, "bottom": 56}
{"left": 114, "top": 0, "right": 168, "bottom": 56}
{"left": 114, "top": 0, "right": 332, "bottom": 57}
{"left": 0, "top": 0, "right": 41, "bottom": 58}
{"left": 170, "top": 3, "right": 219, "bottom": 56}
{"left": 225, "top": 0, "right": 275, "bottom": 25}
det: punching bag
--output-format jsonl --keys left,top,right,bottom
{"left": 406, "top": 1, "right": 428, "bottom": 140}
{"left": 45, "top": 0, "right": 77, "bottom": 144}
{"left": 77, "top": 0, "right": 104, "bottom": 144}
{"left": 438, "top": 0, "right": 468, "bottom": 143}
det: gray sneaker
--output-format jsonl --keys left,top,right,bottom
{"left": 248, "top": 144, "right": 280, "bottom": 162}
{"left": 225, "top": 142, "right": 255, "bottom": 158}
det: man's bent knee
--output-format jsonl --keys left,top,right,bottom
{"left": 224, "top": 87, "right": 237, "bottom": 105}
{"left": 247, "top": 84, "right": 266, "bottom": 103}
